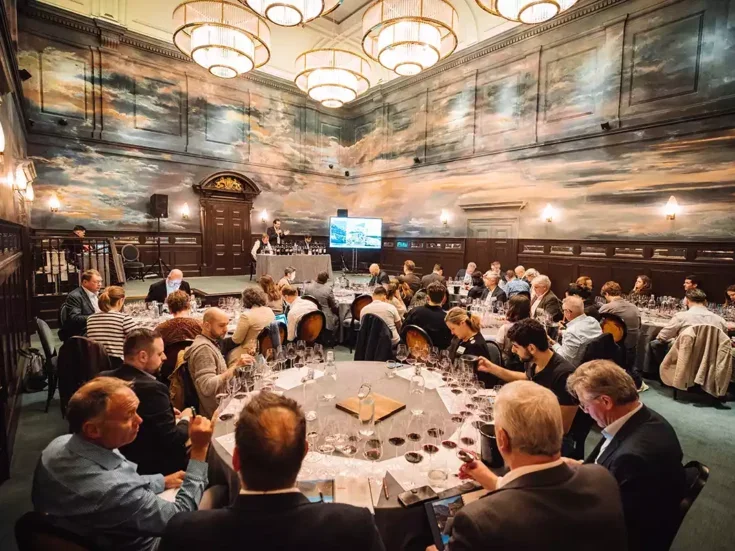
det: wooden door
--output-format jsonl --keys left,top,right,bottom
{"left": 203, "top": 200, "right": 250, "bottom": 275}
{"left": 467, "top": 219, "right": 518, "bottom": 272}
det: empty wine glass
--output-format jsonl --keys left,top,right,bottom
{"left": 286, "top": 343, "right": 297, "bottom": 368}
{"left": 396, "top": 344, "right": 408, "bottom": 367}
{"left": 409, "top": 372, "right": 426, "bottom": 416}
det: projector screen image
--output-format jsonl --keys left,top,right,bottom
{"left": 329, "top": 217, "right": 382, "bottom": 249}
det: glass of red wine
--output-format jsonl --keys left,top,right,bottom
{"left": 404, "top": 415, "right": 425, "bottom": 468}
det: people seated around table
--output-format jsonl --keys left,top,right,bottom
{"left": 496, "top": 295, "right": 531, "bottom": 369}
{"left": 568, "top": 360, "right": 686, "bottom": 551}
{"left": 445, "top": 308, "right": 498, "bottom": 388}
{"left": 490, "top": 260, "right": 504, "bottom": 278}
{"left": 304, "top": 271, "right": 340, "bottom": 336}
{"left": 398, "top": 260, "right": 421, "bottom": 294}
{"left": 386, "top": 282, "right": 407, "bottom": 318}
{"left": 145, "top": 269, "right": 191, "bottom": 304}
{"left": 576, "top": 276, "right": 594, "bottom": 293}
{"left": 456, "top": 262, "right": 477, "bottom": 285}
{"left": 504, "top": 270, "right": 531, "bottom": 298}
{"left": 368, "top": 263, "right": 390, "bottom": 286}
{"left": 599, "top": 281, "right": 643, "bottom": 389}
{"left": 360, "top": 286, "right": 402, "bottom": 346}
{"left": 548, "top": 296, "right": 602, "bottom": 367}
{"left": 466, "top": 271, "right": 486, "bottom": 300}
{"left": 227, "top": 288, "right": 276, "bottom": 367}
{"left": 658, "top": 289, "right": 727, "bottom": 342}
{"left": 59, "top": 268, "right": 103, "bottom": 341}
{"left": 530, "top": 275, "right": 563, "bottom": 322}
{"left": 630, "top": 274, "right": 653, "bottom": 298}
{"left": 523, "top": 268, "right": 539, "bottom": 285}
{"left": 259, "top": 275, "right": 285, "bottom": 314}
{"left": 726, "top": 284, "right": 735, "bottom": 306}
{"left": 477, "top": 319, "right": 589, "bottom": 458}
{"left": 566, "top": 283, "right": 600, "bottom": 320}
{"left": 99, "top": 329, "right": 190, "bottom": 475}
{"left": 160, "top": 392, "right": 386, "bottom": 551}
{"left": 683, "top": 274, "right": 702, "bottom": 295}
{"left": 282, "top": 285, "right": 318, "bottom": 342}
{"left": 514, "top": 265, "right": 526, "bottom": 280}
{"left": 421, "top": 263, "right": 445, "bottom": 288}
{"left": 481, "top": 272, "right": 507, "bottom": 307}
{"left": 183, "top": 308, "right": 251, "bottom": 418}
{"left": 277, "top": 266, "right": 296, "bottom": 290}
{"left": 32, "top": 377, "right": 213, "bottom": 551}
{"left": 441, "top": 381, "right": 626, "bottom": 551}
{"left": 403, "top": 283, "right": 452, "bottom": 350}
{"left": 251, "top": 233, "right": 273, "bottom": 264}
{"left": 156, "top": 290, "right": 202, "bottom": 347}
{"left": 86, "top": 286, "right": 138, "bottom": 366}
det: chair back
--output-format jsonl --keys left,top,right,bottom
{"left": 35, "top": 317, "right": 57, "bottom": 361}
{"left": 120, "top": 244, "right": 140, "bottom": 262}
{"left": 57, "top": 337, "right": 111, "bottom": 416}
{"left": 351, "top": 294, "right": 373, "bottom": 322}
{"left": 579, "top": 332, "right": 620, "bottom": 364}
{"left": 355, "top": 314, "right": 394, "bottom": 361}
{"left": 301, "top": 295, "right": 321, "bottom": 307}
{"left": 258, "top": 322, "right": 287, "bottom": 353}
{"left": 296, "top": 310, "right": 326, "bottom": 344}
{"left": 15, "top": 511, "right": 99, "bottom": 551}
{"left": 600, "top": 313, "right": 627, "bottom": 344}
{"left": 485, "top": 339, "right": 504, "bottom": 368}
{"left": 401, "top": 324, "right": 433, "bottom": 352}
{"left": 161, "top": 340, "right": 193, "bottom": 384}
{"left": 677, "top": 460, "right": 710, "bottom": 524}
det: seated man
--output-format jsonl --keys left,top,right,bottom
{"left": 145, "top": 269, "right": 191, "bottom": 304}
{"left": 278, "top": 266, "right": 296, "bottom": 290}
{"left": 456, "top": 262, "right": 477, "bottom": 284}
{"left": 568, "top": 360, "right": 685, "bottom": 551}
{"left": 440, "top": 381, "right": 626, "bottom": 551}
{"left": 481, "top": 272, "right": 507, "bottom": 307}
{"left": 403, "top": 282, "right": 452, "bottom": 349}
{"left": 367, "top": 263, "right": 390, "bottom": 286}
{"left": 161, "top": 392, "right": 385, "bottom": 551}
{"left": 504, "top": 271, "right": 531, "bottom": 298}
{"left": 397, "top": 260, "right": 421, "bottom": 294}
{"left": 59, "top": 268, "right": 103, "bottom": 341}
{"left": 421, "top": 264, "right": 445, "bottom": 288}
{"left": 183, "top": 308, "right": 247, "bottom": 418}
{"left": 99, "top": 328, "right": 190, "bottom": 475}
{"left": 530, "top": 274, "right": 562, "bottom": 322}
{"left": 360, "top": 286, "right": 402, "bottom": 345}
{"left": 514, "top": 265, "right": 526, "bottom": 280}
{"left": 32, "top": 377, "right": 212, "bottom": 551}
{"left": 251, "top": 233, "right": 273, "bottom": 264}
{"left": 478, "top": 318, "right": 591, "bottom": 459}
{"left": 303, "top": 271, "right": 339, "bottom": 333}
{"left": 549, "top": 296, "right": 602, "bottom": 366}
{"left": 283, "top": 285, "right": 318, "bottom": 342}
{"left": 599, "top": 281, "right": 642, "bottom": 387}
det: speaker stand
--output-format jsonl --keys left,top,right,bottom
{"left": 142, "top": 216, "right": 170, "bottom": 279}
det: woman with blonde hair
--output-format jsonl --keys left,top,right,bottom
{"left": 445, "top": 307, "right": 498, "bottom": 387}
{"left": 86, "top": 285, "right": 138, "bottom": 365}
{"left": 386, "top": 282, "right": 407, "bottom": 318}
{"left": 576, "top": 276, "right": 593, "bottom": 292}
{"left": 258, "top": 275, "right": 284, "bottom": 314}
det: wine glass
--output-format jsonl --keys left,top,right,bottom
{"left": 387, "top": 417, "right": 407, "bottom": 459}
{"left": 305, "top": 418, "right": 322, "bottom": 463}
{"left": 296, "top": 340, "right": 307, "bottom": 365}
{"left": 286, "top": 343, "right": 297, "bottom": 368}
{"left": 427, "top": 347, "right": 439, "bottom": 372}
{"left": 404, "top": 415, "right": 425, "bottom": 468}
{"left": 396, "top": 344, "right": 408, "bottom": 367}
{"left": 363, "top": 436, "right": 383, "bottom": 469}
{"left": 275, "top": 346, "right": 286, "bottom": 371}
{"left": 425, "top": 412, "right": 447, "bottom": 486}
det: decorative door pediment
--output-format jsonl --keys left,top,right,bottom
{"left": 193, "top": 171, "right": 261, "bottom": 202}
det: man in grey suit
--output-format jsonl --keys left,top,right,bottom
{"left": 434, "top": 380, "right": 627, "bottom": 551}
{"left": 303, "top": 271, "right": 339, "bottom": 335}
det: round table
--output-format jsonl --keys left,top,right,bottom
{"left": 211, "top": 361, "right": 489, "bottom": 551}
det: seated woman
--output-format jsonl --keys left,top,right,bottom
{"left": 444, "top": 307, "right": 499, "bottom": 388}
{"left": 259, "top": 275, "right": 284, "bottom": 314}
{"left": 726, "top": 284, "right": 735, "bottom": 306}
{"left": 495, "top": 295, "right": 531, "bottom": 370}
{"left": 155, "top": 290, "right": 202, "bottom": 346}
{"left": 386, "top": 282, "right": 407, "bottom": 318}
{"left": 630, "top": 275, "right": 653, "bottom": 298}
{"left": 575, "top": 276, "right": 593, "bottom": 293}
{"left": 466, "top": 271, "right": 486, "bottom": 300}
{"left": 86, "top": 286, "right": 138, "bottom": 367}
{"left": 227, "top": 288, "right": 275, "bottom": 366}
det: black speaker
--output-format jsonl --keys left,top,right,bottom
{"left": 337, "top": 209, "right": 348, "bottom": 218}
{"left": 150, "top": 194, "right": 169, "bottom": 218}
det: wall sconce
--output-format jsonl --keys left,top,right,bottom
{"left": 541, "top": 203, "right": 556, "bottom": 223}
{"left": 260, "top": 209, "right": 268, "bottom": 224}
{"left": 181, "top": 203, "right": 190, "bottom": 220}
{"left": 49, "top": 193, "right": 60, "bottom": 213}
{"left": 0, "top": 122, "right": 5, "bottom": 158}
{"left": 440, "top": 209, "right": 451, "bottom": 227}
{"left": 664, "top": 195, "right": 680, "bottom": 220}
{"left": 13, "top": 162, "right": 36, "bottom": 195}
{"left": 25, "top": 182, "right": 34, "bottom": 202}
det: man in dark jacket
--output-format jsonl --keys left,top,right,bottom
{"left": 403, "top": 282, "right": 452, "bottom": 349}
{"left": 397, "top": 260, "right": 421, "bottom": 293}
{"left": 421, "top": 264, "right": 445, "bottom": 288}
{"left": 59, "top": 269, "right": 102, "bottom": 341}
{"left": 99, "top": 328, "right": 190, "bottom": 475}
{"left": 481, "top": 272, "right": 507, "bottom": 306}
{"left": 368, "top": 263, "right": 390, "bottom": 286}
{"left": 145, "top": 269, "right": 191, "bottom": 303}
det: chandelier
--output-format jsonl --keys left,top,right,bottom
{"left": 474, "top": 0, "right": 578, "bottom": 24}
{"left": 362, "top": 0, "right": 459, "bottom": 77}
{"left": 173, "top": 1, "right": 271, "bottom": 79}
{"left": 295, "top": 49, "right": 371, "bottom": 108}
{"left": 243, "top": 0, "right": 342, "bottom": 27}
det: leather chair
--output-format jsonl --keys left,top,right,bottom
{"left": 579, "top": 332, "right": 621, "bottom": 365}
{"left": 15, "top": 511, "right": 100, "bottom": 551}
{"left": 344, "top": 294, "right": 373, "bottom": 353}
{"left": 400, "top": 324, "right": 433, "bottom": 354}
{"left": 257, "top": 322, "right": 287, "bottom": 353}
{"left": 35, "top": 317, "right": 58, "bottom": 413}
{"left": 296, "top": 310, "right": 326, "bottom": 345}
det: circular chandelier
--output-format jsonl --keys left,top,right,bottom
{"left": 362, "top": 0, "right": 459, "bottom": 77}
{"left": 474, "top": 0, "right": 578, "bottom": 24}
{"left": 295, "top": 49, "right": 371, "bottom": 108}
{"left": 173, "top": 1, "right": 271, "bottom": 79}
{"left": 243, "top": 0, "right": 342, "bottom": 27}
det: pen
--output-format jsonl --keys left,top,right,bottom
{"left": 383, "top": 477, "right": 389, "bottom": 499}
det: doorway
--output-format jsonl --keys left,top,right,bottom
{"left": 466, "top": 218, "right": 519, "bottom": 272}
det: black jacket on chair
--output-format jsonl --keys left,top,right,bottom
{"left": 355, "top": 314, "right": 394, "bottom": 361}
{"left": 57, "top": 337, "right": 111, "bottom": 416}
{"left": 98, "top": 364, "right": 189, "bottom": 475}
{"left": 585, "top": 405, "right": 685, "bottom": 551}
{"left": 58, "top": 287, "right": 96, "bottom": 341}
{"left": 145, "top": 280, "right": 191, "bottom": 304}
{"left": 160, "top": 492, "right": 385, "bottom": 551}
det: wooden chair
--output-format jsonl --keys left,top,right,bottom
{"left": 16, "top": 511, "right": 100, "bottom": 551}
{"left": 345, "top": 294, "right": 373, "bottom": 353}
{"left": 401, "top": 324, "right": 434, "bottom": 353}
{"left": 600, "top": 313, "right": 627, "bottom": 345}
{"left": 296, "top": 310, "right": 326, "bottom": 345}
{"left": 35, "top": 317, "right": 58, "bottom": 413}
{"left": 257, "top": 322, "right": 287, "bottom": 353}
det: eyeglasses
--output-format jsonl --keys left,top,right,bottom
{"left": 578, "top": 395, "right": 602, "bottom": 413}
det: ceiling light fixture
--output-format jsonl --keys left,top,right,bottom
{"left": 173, "top": 1, "right": 271, "bottom": 79}
{"left": 474, "top": 0, "right": 578, "bottom": 24}
{"left": 243, "top": 0, "right": 342, "bottom": 27}
{"left": 362, "top": 0, "right": 459, "bottom": 77}
{"left": 295, "top": 49, "right": 371, "bottom": 108}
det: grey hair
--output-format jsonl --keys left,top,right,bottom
{"left": 567, "top": 360, "right": 638, "bottom": 405}
{"left": 495, "top": 381, "right": 563, "bottom": 457}
{"left": 563, "top": 295, "right": 584, "bottom": 316}
{"left": 531, "top": 274, "right": 550, "bottom": 288}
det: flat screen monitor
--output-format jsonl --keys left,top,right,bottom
{"left": 329, "top": 217, "right": 382, "bottom": 249}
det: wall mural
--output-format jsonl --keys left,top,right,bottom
{"left": 17, "top": 0, "right": 735, "bottom": 240}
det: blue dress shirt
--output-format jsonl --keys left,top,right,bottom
{"left": 32, "top": 434, "right": 208, "bottom": 551}
{"left": 505, "top": 279, "right": 531, "bottom": 297}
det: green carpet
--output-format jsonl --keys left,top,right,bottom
{"left": 1, "top": 352, "right": 733, "bottom": 550}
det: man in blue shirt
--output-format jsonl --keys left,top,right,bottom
{"left": 504, "top": 272, "right": 531, "bottom": 298}
{"left": 32, "top": 377, "right": 212, "bottom": 551}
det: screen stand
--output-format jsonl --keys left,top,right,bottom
{"left": 351, "top": 248, "right": 358, "bottom": 272}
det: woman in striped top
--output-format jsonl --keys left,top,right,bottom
{"left": 86, "top": 286, "right": 138, "bottom": 365}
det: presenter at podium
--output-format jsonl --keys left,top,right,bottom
{"left": 266, "top": 218, "right": 290, "bottom": 245}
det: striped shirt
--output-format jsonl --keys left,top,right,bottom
{"left": 86, "top": 311, "right": 138, "bottom": 359}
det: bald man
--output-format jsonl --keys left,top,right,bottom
{"left": 368, "top": 263, "right": 389, "bottom": 286}
{"left": 183, "top": 308, "right": 251, "bottom": 418}
{"left": 145, "top": 269, "right": 192, "bottom": 304}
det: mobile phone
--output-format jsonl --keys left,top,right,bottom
{"left": 457, "top": 450, "right": 475, "bottom": 463}
{"left": 398, "top": 485, "right": 438, "bottom": 507}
